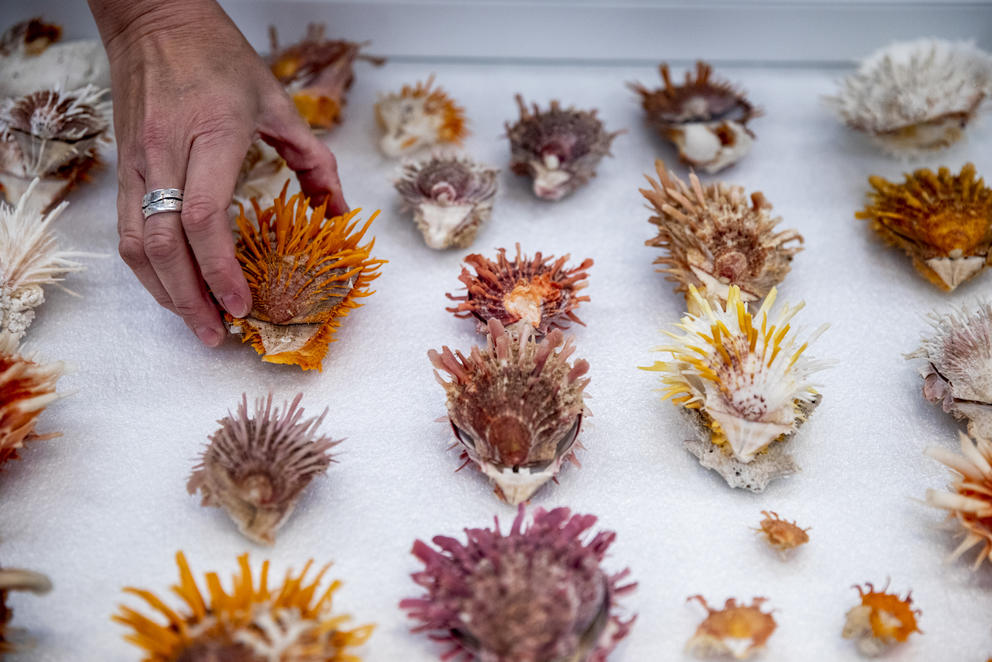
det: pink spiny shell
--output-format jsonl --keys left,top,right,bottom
{"left": 187, "top": 393, "right": 338, "bottom": 545}
{"left": 400, "top": 505, "right": 636, "bottom": 662}
{"left": 428, "top": 318, "right": 590, "bottom": 505}
{"left": 506, "top": 95, "right": 621, "bottom": 200}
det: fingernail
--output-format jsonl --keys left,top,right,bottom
{"left": 195, "top": 325, "right": 223, "bottom": 347}
{"left": 222, "top": 293, "right": 249, "bottom": 318}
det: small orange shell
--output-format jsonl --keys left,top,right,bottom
{"left": 756, "top": 511, "right": 810, "bottom": 555}
{"left": 686, "top": 595, "right": 776, "bottom": 660}
{"left": 227, "top": 186, "right": 385, "bottom": 371}
{"left": 843, "top": 582, "right": 921, "bottom": 656}
{"left": 0, "top": 333, "right": 64, "bottom": 467}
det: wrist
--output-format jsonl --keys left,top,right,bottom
{"left": 87, "top": 0, "right": 224, "bottom": 57}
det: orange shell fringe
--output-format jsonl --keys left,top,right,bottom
{"left": 378, "top": 74, "right": 468, "bottom": 145}
{"left": 0, "top": 350, "right": 60, "bottom": 468}
{"left": 113, "top": 551, "right": 374, "bottom": 661}
{"left": 853, "top": 583, "right": 921, "bottom": 643}
{"left": 229, "top": 188, "right": 385, "bottom": 371}
{"left": 688, "top": 595, "right": 776, "bottom": 655}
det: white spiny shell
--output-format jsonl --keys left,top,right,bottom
{"left": 826, "top": 39, "right": 992, "bottom": 156}
{"left": 926, "top": 432, "right": 992, "bottom": 569}
{"left": 394, "top": 154, "right": 498, "bottom": 249}
{"left": 233, "top": 141, "right": 294, "bottom": 215}
{"left": 0, "top": 179, "right": 86, "bottom": 340}
{"left": 0, "top": 20, "right": 109, "bottom": 97}
{"left": 375, "top": 77, "right": 467, "bottom": 158}
{"left": 909, "top": 301, "right": 992, "bottom": 439}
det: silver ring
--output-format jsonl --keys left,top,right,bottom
{"left": 142, "top": 198, "right": 183, "bottom": 219}
{"left": 142, "top": 188, "right": 183, "bottom": 208}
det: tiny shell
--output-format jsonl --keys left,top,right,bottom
{"left": 686, "top": 595, "right": 776, "bottom": 660}
{"left": 755, "top": 510, "right": 810, "bottom": 557}
{"left": 826, "top": 39, "right": 992, "bottom": 156}
{"left": 925, "top": 432, "right": 992, "bottom": 569}
{"left": 0, "top": 19, "right": 109, "bottom": 97}
{"left": 375, "top": 75, "right": 467, "bottom": 157}
{"left": 856, "top": 163, "right": 992, "bottom": 291}
{"left": 114, "top": 551, "right": 374, "bottom": 661}
{"left": 505, "top": 95, "right": 621, "bottom": 200}
{"left": 446, "top": 245, "right": 593, "bottom": 336}
{"left": 400, "top": 505, "right": 636, "bottom": 661}
{"left": 394, "top": 153, "right": 499, "bottom": 250}
{"left": 908, "top": 301, "right": 992, "bottom": 439}
{"left": 267, "top": 23, "right": 384, "bottom": 131}
{"left": 641, "top": 159, "right": 803, "bottom": 309}
{"left": 0, "top": 567, "right": 52, "bottom": 653}
{"left": 0, "top": 179, "right": 86, "bottom": 340}
{"left": 0, "top": 85, "right": 111, "bottom": 211}
{"left": 429, "top": 319, "right": 590, "bottom": 505}
{"left": 228, "top": 186, "right": 385, "bottom": 371}
{"left": 643, "top": 285, "right": 828, "bottom": 491}
{"left": 630, "top": 61, "right": 758, "bottom": 173}
{"left": 0, "top": 18, "right": 61, "bottom": 57}
{"left": 187, "top": 393, "right": 337, "bottom": 545}
{"left": 0, "top": 331, "right": 64, "bottom": 468}
{"left": 842, "top": 582, "right": 921, "bottom": 657}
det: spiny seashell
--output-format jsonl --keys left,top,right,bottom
{"left": 0, "top": 179, "right": 86, "bottom": 340}
{"left": 642, "top": 285, "right": 828, "bottom": 491}
{"left": 429, "top": 319, "right": 589, "bottom": 505}
{"left": 505, "top": 95, "right": 621, "bottom": 201}
{"left": 686, "top": 596, "right": 776, "bottom": 660}
{"left": 856, "top": 163, "right": 992, "bottom": 292}
{"left": 187, "top": 393, "right": 337, "bottom": 545}
{"left": 755, "top": 511, "right": 810, "bottom": 557}
{"left": 234, "top": 141, "right": 294, "bottom": 213}
{"left": 925, "top": 432, "right": 992, "bottom": 569}
{"left": 842, "top": 582, "right": 921, "bottom": 657}
{"left": 267, "top": 23, "right": 384, "bottom": 131}
{"left": 630, "top": 61, "right": 758, "bottom": 173}
{"left": 826, "top": 39, "right": 992, "bottom": 156}
{"left": 0, "top": 20, "right": 109, "bottom": 98}
{"left": 0, "top": 85, "right": 111, "bottom": 212}
{"left": 0, "top": 332, "right": 64, "bottom": 467}
{"left": 0, "top": 567, "right": 52, "bottom": 653}
{"left": 114, "top": 551, "right": 374, "bottom": 661}
{"left": 446, "top": 245, "right": 593, "bottom": 337}
{"left": 641, "top": 159, "right": 803, "bottom": 309}
{"left": 228, "top": 186, "right": 385, "bottom": 371}
{"left": 394, "top": 154, "right": 498, "bottom": 250}
{"left": 400, "top": 505, "right": 636, "bottom": 661}
{"left": 375, "top": 75, "right": 467, "bottom": 157}
{"left": 908, "top": 301, "right": 992, "bottom": 439}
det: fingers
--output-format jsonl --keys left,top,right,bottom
{"left": 259, "top": 94, "right": 349, "bottom": 216}
{"left": 143, "top": 149, "right": 226, "bottom": 347}
{"left": 116, "top": 165, "right": 176, "bottom": 314}
{"left": 183, "top": 129, "right": 253, "bottom": 319}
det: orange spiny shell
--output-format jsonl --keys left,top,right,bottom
{"left": 843, "top": 582, "right": 921, "bottom": 656}
{"left": 375, "top": 75, "right": 468, "bottom": 157}
{"left": 686, "top": 595, "right": 776, "bottom": 659}
{"left": 0, "top": 332, "right": 64, "bottom": 467}
{"left": 446, "top": 245, "right": 593, "bottom": 336}
{"left": 755, "top": 511, "right": 810, "bottom": 555}
{"left": 856, "top": 163, "right": 992, "bottom": 291}
{"left": 228, "top": 187, "right": 385, "bottom": 371}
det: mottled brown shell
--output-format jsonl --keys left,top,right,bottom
{"left": 756, "top": 511, "right": 810, "bottom": 555}
{"left": 641, "top": 159, "right": 803, "bottom": 307}
{"left": 446, "top": 245, "right": 593, "bottom": 336}
{"left": 0, "top": 18, "right": 61, "bottom": 57}
{"left": 506, "top": 95, "right": 621, "bottom": 200}
{"left": 429, "top": 319, "right": 590, "bottom": 504}
{"left": 856, "top": 163, "right": 992, "bottom": 291}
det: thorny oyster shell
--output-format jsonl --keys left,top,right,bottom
{"left": 909, "top": 301, "right": 992, "bottom": 439}
{"left": 234, "top": 141, "right": 294, "bottom": 213}
{"left": 642, "top": 285, "right": 828, "bottom": 491}
{"left": 505, "top": 95, "right": 621, "bottom": 201}
{"left": 187, "top": 393, "right": 338, "bottom": 545}
{"left": 375, "top": 75, "right": 467, "bottom": 158}
{"left": 0, "top": 331, "right": 64, "bottom": 468}
{"left": 641, "top": 159, "right": 803, "bottom": 309}
{"left": 267, "top": 23, "right": 384, "bottom": 131}
{"left": 429, "top": 318, "right": 590, "bottom": 505}
{"left": 446, "top": 245, "right": 593, "bottom": 337}
{"left": 114, "top": 551, "right": 374, "bottom": 661}
{"left": 842, "top": 582, "right": 921, "bottom": 657}
{"left": 755, "top": 510, "right": 810, "bottom": 557}
{"left": 0, "top": 18, "right": 110, "bottom": 97}
{"left": 228, "top": 187, "right": 385, "bottom": 371}
{"left": 0, "top": 179, "right": 86, "bottom": 340}
{"left": 0, "top": 567, "right": 52, "bottom": 654}
{"left": 686, "top": 596, "right": 776, "bottom": 660}
{"left": 400, "top": 506, "right": 636, "bottom": 662}
{"left": 926, "top": 432, "right": 992, "bottom": 570}
{"left": 630, "top": 62, "right": 759, "bottom": 173}
{"left": 857, "top": 163, "right": 992, "bottom": 291}
{"left": 394, "top": 154, "right": 499, "bottom": 250}
{"left": 826, "top": 39, "right": 992, "bottom": 156}
{"left": 0, "top": 85, "right": 111, "bottom": 212}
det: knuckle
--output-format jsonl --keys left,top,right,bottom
{"left": 143, "top": 228, "right": 181, "bottom": 263}
{"left": 180, "top": 197, "right": 221, "bottom": 234}
{"left": 172, "top": 299, "right": 204, "bottom": 318}
{"left": 139, "top": 119, "right": 171, "bottom": 152}
{"left": 198, "top": 256, "right": 240, "bottom": 286}
{"left": 117, "top": 233, "right": 147, "bottom": 268}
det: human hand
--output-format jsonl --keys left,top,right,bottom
{"left": 88, "top": 0, "right": 348, "bottom": 346}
